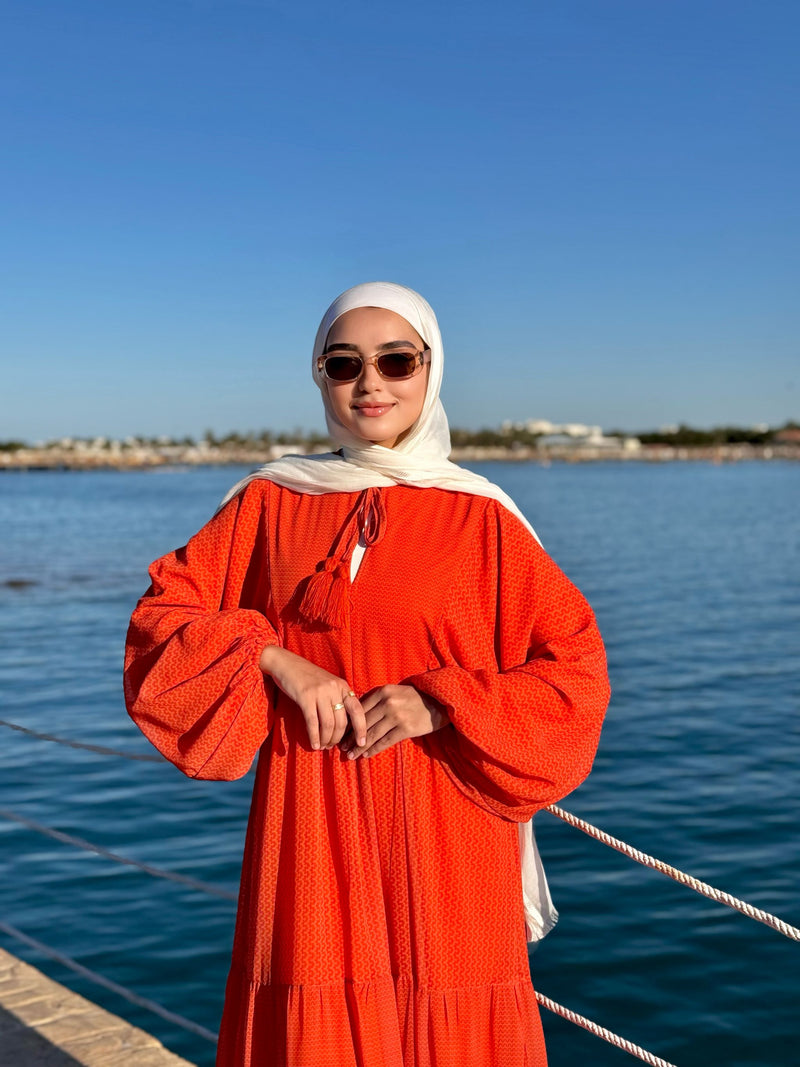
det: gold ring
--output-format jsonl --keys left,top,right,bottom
{"left": 347, "top": 690, "right": 356, "bottom": 697}
{"left": 332, "top": 701, "right": 346, "bottom": 712}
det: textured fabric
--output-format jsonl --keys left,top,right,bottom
{"left": 124, "top": 480, "right": 610, "bottom": 1066}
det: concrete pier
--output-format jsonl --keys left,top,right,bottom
{"left": 0, "top": 946, "right": 196, "bottom": 1066}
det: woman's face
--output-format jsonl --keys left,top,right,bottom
{"left": 321, "top": 306, "right": 430, "bottom": 449}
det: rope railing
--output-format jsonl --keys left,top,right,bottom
{"left": 545, "top": 804, "right": 800, "bottom": 942}
{"left": 0, "top": 718, "right": 165, "bottom": 762}
{"left": 0, "top": 809, "right": 237, "bottom": 901}
{"left": 2, "top": 806, "right": 681, "bottom": 1063}
{"left": 4, "top": 716, "right": 799, "bottom": 1066}
{"left": 0, "top": 915, "right": 678, "bottom": 1065}
{"left": 0, "top": 919, "right": 218, "bottom": 1043}
{"left": 535, "top": 992, "right": 677, "bottom": 1067}
{"left": 3, "top": 717, "right": 798, "bottom": 941}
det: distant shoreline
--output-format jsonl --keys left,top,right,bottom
{"left": 1, "top": 442, "right": 798, "bottom": 470}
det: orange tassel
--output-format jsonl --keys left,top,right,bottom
{"left": 299, "top": 556, "right": 351, "bottom": 628}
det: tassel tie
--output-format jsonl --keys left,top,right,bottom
{"left": 298, "top": 487, "right": 386, "bottom": 628}
{"left": 360, "top": 486, "right": 387, "bottom": 547}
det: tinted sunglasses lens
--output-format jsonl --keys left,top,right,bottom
{"left": 377, "top": 353, "right": 418, "bottom": 378}
{"left": 324, "top": 355, "right": 363, "bottom": 381}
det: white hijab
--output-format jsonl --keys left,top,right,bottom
{"left": 219, "top": 281, "right": 557, "bottom": 942}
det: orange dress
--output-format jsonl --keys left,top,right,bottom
{"left": 124, "top": 480, "right": 610, "bottom": 1067}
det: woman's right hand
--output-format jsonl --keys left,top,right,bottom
{"left": 259, "top": 645, "right": 367, "bottom": 751}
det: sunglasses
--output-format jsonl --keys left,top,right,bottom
{"left": 317, "top": 347, "right": 430, "bottom": 383}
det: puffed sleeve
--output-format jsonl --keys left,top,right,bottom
{"left": 123, "top": 480, "right": 280, "bottom": 781}
{"left": 406, "top": 500, "right": 610, "bottom": 822}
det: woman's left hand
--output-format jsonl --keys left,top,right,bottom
{"left": 339, "top": 685, "right": 449, "bottom": 760}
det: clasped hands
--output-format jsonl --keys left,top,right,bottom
{"left": 259, "top": 645, "right": 449, "bottom": 759}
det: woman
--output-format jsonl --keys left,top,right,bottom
{"left": 124, "top": 281, "right": 610, "bottom": 1066}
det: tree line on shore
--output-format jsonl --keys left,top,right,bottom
{"left": 1, "top": 420, "right": 797, "bottom": 453}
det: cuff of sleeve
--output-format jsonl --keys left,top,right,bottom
{"left": 248, "top": 614, "right": 280, "bottom": 673}
{"left": 405, "top": 666, "right": 463, "bottom": 725}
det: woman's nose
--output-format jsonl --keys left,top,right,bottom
{"left": 356, "top": 360, "right": 383, "bottom": 390}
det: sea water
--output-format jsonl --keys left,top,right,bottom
{"left": 0, "top": 461, "right": 798, "bottom": 1066}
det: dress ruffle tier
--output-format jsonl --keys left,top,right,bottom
{"left": 218, "top": 963, "right": 546, "bottom": 1067}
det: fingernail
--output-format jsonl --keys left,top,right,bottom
{"left": 347, "top": 751, "right": 357, "bottom": 760}
{"left": 358, "top": 736, "right": 366, "bottom": 746}
{"left": 312, "top": 742, "right": 320, "bottom": 750}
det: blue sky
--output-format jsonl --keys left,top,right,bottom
{"left": 2, "top": 0, "right": 798, "bottom": 440}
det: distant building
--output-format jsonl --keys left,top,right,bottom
{"left": 538, "top": 431, "right": 641, "bottom": 451}
{"left": 524, "top": 419, "right": 555, "bottom": 435}
{"left": 502, "top": 418, "right": 640, "bottom": 451}
{"left": 561, "top": 423, "right": 601, "bottom": 438}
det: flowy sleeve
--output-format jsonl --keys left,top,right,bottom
{"left": 407, "top": 500, "right": 610, "bottom": 822}
{"left": 123, "top": 481, "right": 280, "bottom": 781}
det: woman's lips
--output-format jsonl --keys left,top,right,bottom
{"left": 353, "top": 404, "right": 395, "bottom": 417}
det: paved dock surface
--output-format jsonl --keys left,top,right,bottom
{"left": 0, "top": 946, "right": 196, "bottom": 1066}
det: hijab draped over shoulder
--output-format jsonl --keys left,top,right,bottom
{"left": 218, "top": 281, "right": 557, "bottom": 942}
